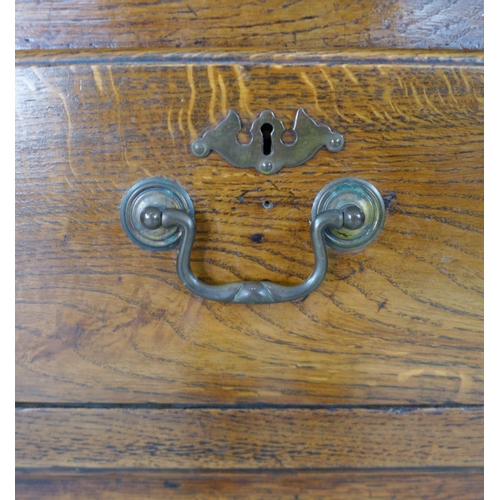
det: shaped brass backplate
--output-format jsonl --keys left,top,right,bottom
{"left": 191, "top": 109, "right": 344, "bottom": 174}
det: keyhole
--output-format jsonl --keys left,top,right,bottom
{"left": 261, "top": 123, "right": 273, "bottom": 156}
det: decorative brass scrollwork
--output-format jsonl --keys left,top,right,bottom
{"left": 191, "top": 109, "right": 344, "bottom": 174}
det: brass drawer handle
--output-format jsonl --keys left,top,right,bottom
{"left": 120, "top": 178, "right": 385, "bottom": 304}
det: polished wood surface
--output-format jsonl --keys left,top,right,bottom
{"left": 16, "top": 407, "right": 483, "bottom": 468}
{"left": 15, "top": 469, "right": 485, "bottom": 500}
{"left": 16, "top": 1, "right": 484, "bottom": 495}
{"left": 15, "top": 0, "right": 484, "bottom": 51}
{"left": 16, "top": 56, "right": 483, "bottom": 405}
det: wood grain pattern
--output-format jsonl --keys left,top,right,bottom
{"left": 15, "top": 0, "right": 484, "bottom": 52}
{"left": 16, "top": 0, "right": 485, "bottom": 495}
{"left": 15, "top": 407, "right": 483, "bottom": 469}
{"left": 16, "top": 58, "right": 483, "bottom": 405}
{"left": 15, "top": 469, "right": 484, "bottom": 500}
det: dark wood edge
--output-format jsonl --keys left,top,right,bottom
{"left": 15, "top": 468, "right": 484, "bottom": 499}
{"left": 15, "top": 48, "right": 484, "bottom": 67}
{"left": 16, "top": 466, "right": 485, "bottom": 475}
{"left": 15, "top": 403, "right": 484, "bottom": 409}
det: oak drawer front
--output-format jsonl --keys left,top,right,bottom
{"left": 16, "top": 55, "right": 483, "bottom": 406}
{"left": 16, "top": 407, "right": 484, "bottom": 469}
{"left": 15, "top": 0, "right": 484, "bottom": 51}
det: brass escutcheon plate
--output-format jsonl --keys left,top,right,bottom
{"left": 191, "top": 109, "right": 344, "bottom": 174}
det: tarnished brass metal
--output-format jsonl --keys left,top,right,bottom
{"left": 312, "top": 178, "right": 386, "bottom": 251}
{"left": 120, "top": 177, "right": 385, "bottom": 303}
{"left": 191, "top": 109, "right": 344, "bottom": 174}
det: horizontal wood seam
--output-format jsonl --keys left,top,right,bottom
{"left": 15, "top": 403, "right": 484, "bottom": 410}
{"left": 15, "top": 48, "right": 484, "bottom": 67}
{"left": 16, "top": 466, "right": 485, "bottom": 475}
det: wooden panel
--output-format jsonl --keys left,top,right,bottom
{"left": 16, "top": 57, "right": 483, "bottom": 405}
{"left": 15, "top": 469, "right": 484, "bottom": 500}
{"left": 15, "top": 0, "right": 484, "bottom": 51}
{"left": 15, "top": 407, "right": 483, "bottom": 469}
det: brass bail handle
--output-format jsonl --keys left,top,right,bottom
{"left": 120, "top": 177, "right": 386, "bottom": 304}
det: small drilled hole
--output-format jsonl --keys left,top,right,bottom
{"left": 250, "top": 233, "right": 265, "bottom": 243}
{"left": 261, "top": 123, "right": 273, "bottom": 156}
